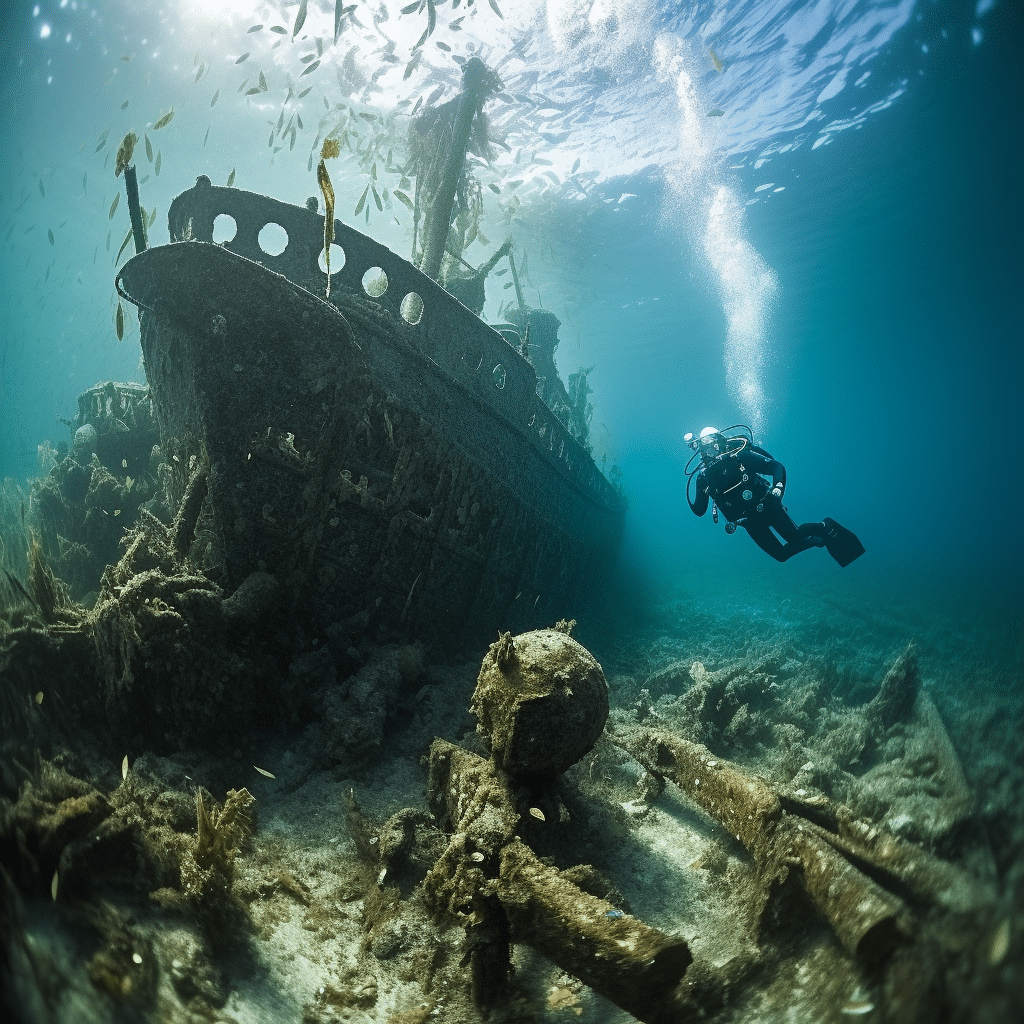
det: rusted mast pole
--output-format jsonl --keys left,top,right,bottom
{"left": 420, "top": 57, "right": 499, "bottom": 282}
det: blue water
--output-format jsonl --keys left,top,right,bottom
{"left": 1, "top": 0, "right": 1021, "bottom": 607}
{"left": 1, "top": 5, "right": 1022, "bottom": 1019}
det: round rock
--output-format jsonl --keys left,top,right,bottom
{"left": 73, "top": 423, "right": 98, "bottom": 457}
{"left": 471, "top": 629, "right": 609, "bottom": 777}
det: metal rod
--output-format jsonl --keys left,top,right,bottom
{"left": 420, "top": 59, "right": 498, "bottom": 281}
{"left": 508, "top": 249, "right": 525, "bottom": 311}
{"left": 124, "top": 165, "right": 148, "bottom": 255}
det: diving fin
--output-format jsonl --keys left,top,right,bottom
{"left": 821, "top": 518, "right": 865, "bottom": 567}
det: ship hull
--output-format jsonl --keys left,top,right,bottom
{"left": 118, "top": 180, "right": 623, "bottom": 649}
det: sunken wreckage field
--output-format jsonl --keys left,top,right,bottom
{"left": 0, "top": 517, "right": 1016, "bottom": 1024}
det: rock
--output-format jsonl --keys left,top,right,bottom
{"left": 470, "top": 629, "right": 609, "bottom": 777}
{"left": 73, "top": 423, "right": 98, "bottom": 457}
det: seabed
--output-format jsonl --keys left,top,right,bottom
{"left": 1, "top": 458, "right": 1021, "bottom": 1024}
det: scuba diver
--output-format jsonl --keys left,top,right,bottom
{"left": 685, "top": 425, "right": 864, "bottom": 566}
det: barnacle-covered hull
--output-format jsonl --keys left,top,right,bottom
{"left": 117, "top": 177, "right": 624, "bottom": 648}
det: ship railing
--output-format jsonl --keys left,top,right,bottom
{"left": 166, "top": 178, "right": 621, "bottom": 511}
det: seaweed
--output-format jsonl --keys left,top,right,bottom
{"left": 182, "top": 787, "right": 254, "bottom": 902}
{"left": 317, "top": 138, "right": 340, "bottom": 296}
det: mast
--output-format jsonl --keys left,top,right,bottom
{"left": 419, "top": 58, "right": 500, "bottom": 282}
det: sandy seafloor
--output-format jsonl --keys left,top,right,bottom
{"left": 1, "top": 537, "right": 1021, "bottom": 1024}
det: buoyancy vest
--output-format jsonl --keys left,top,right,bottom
{"left": 705, "top": 454, "right": 771, "bottom": 523}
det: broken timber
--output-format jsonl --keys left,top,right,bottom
{"left": 424, "top": 738, "right": 692, "bottom": 1022}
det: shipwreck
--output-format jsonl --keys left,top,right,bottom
{"left": 115, "top": 59, "right": 624, "bottom": 650}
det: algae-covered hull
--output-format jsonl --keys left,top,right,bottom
{"left": 117, "top": 176, "right": 624, "bottom": 648}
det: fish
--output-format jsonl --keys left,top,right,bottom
{"left": 204, "top": 127, "right": 210, "bottom": 146}
{"left": 259, "top": 70, "right": 268, "bottom": 91}
{"left": 211, "top": 89, "right": 219, "bottom": 107}
{"left": 709, "top": 47, "right": 724, "bottom": 73}
{"left": 152, "top": 109, "right": 174, "bottom": 130}
{"left": 95, "top": 128, "right": 110, "bottom": 152}
{"left": 403, "top": 50, "right": 422, "bottom": 80}
{"left": 247, "top": 24, "right": 263, "bottom": 33}
{"left": 270, "top": 25, "right": 287, "bottom": 34}
{"left": 354, "top": 182, "right": 369, "bottom": 216}
{"left": 247, "top": 88, "right": 262, "bottom": 96}
{"left": 121, "top": 99, "right": 129, "bottom": 109}
{"left": 337, "top": 1, "right": 358, "bottom": 43}
{"left": 115, "top": 302, "right": 124, "bottom": 340}
{"left": 393, "top": 189, "right": 413, "bottom": 210}
{"left": 82, "top": 172, "right": 87, "bottom": 195}
{"left": 840, "top": 999, "right": 874, "bottom": 1016}
{"left": 571, "top": 157, "right": 581, "bottom": 173}
{"left": 300, "top": 60, "right": 320, "bottom": 77}
{"left": 155, "top": 151, "right": 161, "bottom": 176}
{"left": 227, "top": 168, "right": 236, "bottom": 187}
{"left": 147, "top": 206, "right": 157, "bottom": 228}
{"left": 297, "top": 114, "right": 303, "bottom": 129}
{"left": 39, "top": 179, "right": 45, "bottom": 197}
{"left": 115, "top": 131, "right": 137, "bottom": 177}
{"left": 109, "top": 193, "right": 120, "bottom": 219}
{"left": 145, "top": 134, "right": 153, "bottom": 161}
{"left": 488, "top": 0, "right": 503, "bottom": 18}
{"left": 236, "top": 52, "right": 250, "bottom": 64}
{"left": 47, "top": 229, "right": 54, "bottom": 245}
{"left": 707, "top": 108, "right": 724, "bottom": 117}
{"left": 292, "top": 0, "right": 308, "bottom": 39}
{"left": 116, "top": 226, "right": 133, "bottom": 262}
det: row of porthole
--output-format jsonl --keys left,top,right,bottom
{"left": 209, "top": 213, "right": 425, "bottom": 325}
{"left": 208, "top": 215, "right": 611, "bottom": 488}
{"left": 208, "top": 221, "right": 612, "bottom": 496}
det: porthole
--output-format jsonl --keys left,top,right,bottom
{"left": 318, "top": 243, "right": 346, "bottom": 276}
{"left": 463, "top": 337, "right": 483, "bottom": 372}
{"left": 362, "top": 267, "right": 388, "bottom": 297}
{"left": 258, "top": 222, "right": 288, "bottom": 256}
{"left": 401, "top": 292, "right": 424, "bottom": 325}
{"left": 212, "top": 213, "right": 236, "bottom": 244}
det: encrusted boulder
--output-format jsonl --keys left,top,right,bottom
{"left": 470, "top": 629, "right": 608, "bottom": 777}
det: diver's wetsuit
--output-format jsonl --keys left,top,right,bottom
{"left": 688, "top": 445, "right": 825, "bottom": 562}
